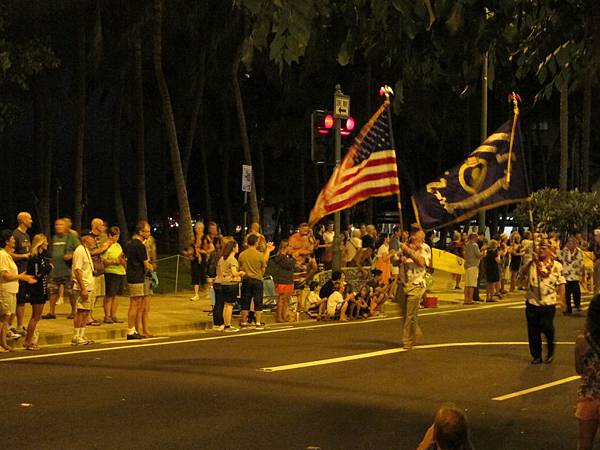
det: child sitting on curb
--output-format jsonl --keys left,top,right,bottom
{"left": 306, "top": 281, "right": 327, "bottom": 319}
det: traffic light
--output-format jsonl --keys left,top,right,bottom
{"left": 311, "top": 111, "right": 356, "bottom": 164}
{"left": 311, "top": 110, "right": 333, "bottom": 164}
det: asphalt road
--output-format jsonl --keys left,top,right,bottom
{"left": 0, "top": 297, "right": 590, "bottom": 450}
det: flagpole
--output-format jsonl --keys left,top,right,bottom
{"left": 381, "top": 86, "right": 404, "bottom": 232}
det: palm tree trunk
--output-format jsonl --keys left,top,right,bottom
{"left": 73, "top": 4, "right": 86, "bottom": 231}
{"left": 220, "top": 146, "right": 233, "bottom": 233}
{"left": 232, "top": 30, "right": 260, "bottom": 224}
{"left": 113, "top": 66, "right": 130, "bottom": 243}
{"left": 151, "top": 0, "right": 193, "bottom": 250}
{"left": 40, "top": 79, "right": 52, "bottom": 237}
{"left": 133, "top": 26, "right": 148, "bottom": 222}
{"left": 581, "top": 70, "right": 592, "bottom": 191}
{"left": 182, "top": 46, "right": 207, "bottom": 181}
{"left": 559, "top": 78, "right": 569, "bottom": 192}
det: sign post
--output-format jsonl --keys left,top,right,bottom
{"left": 242, "top": 165, "right": 253, "bottom": 239}
{"left": 332, "top": 85, "right": 349, "bottom": 271}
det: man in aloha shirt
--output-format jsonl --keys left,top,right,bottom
{"left": 559, "top": 236, "right": 583, "bottom": 315}
{"left": 524, "top": 240, "right": 566, "bottom": 365}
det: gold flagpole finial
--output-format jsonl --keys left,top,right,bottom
{"left": 379, "top": 85, "right": 394, "bottom": 101}
{"left": 508, "top": 92, "right": 521, "bottom": 115}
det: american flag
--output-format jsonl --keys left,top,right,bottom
{"left": 309, "top": 100, "right": 400, "bottom": 225}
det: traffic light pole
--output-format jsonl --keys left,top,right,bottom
{"left": 332, "top": 84, "right": 343, "bottom": 271}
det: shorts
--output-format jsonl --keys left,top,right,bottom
{"left": 16, "top": 281, "right": 29, "bottom": 305}
{"left": 576, "top": 398, "right": 600, "bottom": 420}
{"left": 241, "top": 278, "right": 263, "bottom": 311}
{"left": 465, "top": 267, "right": 479, "bottom": 287}
{"left": 221, "top": 283, "right": 240, "bottom": 304}
{"left": 74, "top": 290, "right": 92, "bottom": 311}
{"left": 0, "top": 290, "right": 17, "bottom": 315}
{"left": 93, "top": 275, "right": 105, "bottom": 297}
{"left": 128, "top": 279, "right": 152, "bottom": 297}
{"left": 48, "top": 277, "right": 73, "bottom": 296}
{"left": 105, "top": 273, "right": 126, "bottom": 297}
{"left": 275, "top": 284, "right": 294, "bottom": 295}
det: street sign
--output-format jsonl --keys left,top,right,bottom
{"left": 334, "top": 94, "right": 350, "bottom": 119}
{"left": 242, "top": 165, "right": 253, "bottom": 192}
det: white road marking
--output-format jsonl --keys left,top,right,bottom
{"left": 509, "top": 301, "right": 589, "bottom": 310}
{"left": 258, "top": 341, "right": 575, "bottom": 372}
{"left": 103, "top": 337, "right": 169, "bottom": 345}
{"left": 0, "top": 301, "right": 527, "bottom": 363}
{"left": 492, "top": 375, "right": 581, "bottom": 401}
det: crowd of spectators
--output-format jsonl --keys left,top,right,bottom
{"left": 0, "top": 212, "right": 157, "bottom": 350}
{"left": 448, "top": 228, "right": 600, "bottom": 307}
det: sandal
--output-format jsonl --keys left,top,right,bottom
{"left": 86, "top": 320, "right": 102, "bottom": 326}
{"left": 24, "top": 344, "right": 40, "bottom": 351}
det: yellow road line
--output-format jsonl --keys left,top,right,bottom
{"left": 492, "top": 375, "right": 581, "bottom": 401}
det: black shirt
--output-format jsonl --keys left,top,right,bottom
{"left": 362, "top": 234, "right": 375, "bottom": 250}
{"left": 26, "top": 251, "right": 52, "bottom": 301}
{"left": 125, "top": 238, "right": 148, "bottom": 284}
{"left": 319, "top": 279, "right": 335, "bottom": 299}
{"left": 13, "top": 228, "right": 31, "bottom": 273}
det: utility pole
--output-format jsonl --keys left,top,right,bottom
{"left": 333, "top": 85, "right": 343, "bottom": 270}
{"left": 478, "top": 52, "right": 488, "bottom": 233}
{"left": 332, "top": 84, "right": 350, "bottom": 270}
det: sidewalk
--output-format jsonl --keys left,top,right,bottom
{"left": 13, "top": 285, "right": 535, "bottom": 347}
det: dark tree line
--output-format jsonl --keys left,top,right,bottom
{"left": 0, "top": 0, "right": 599, "bottom": 249}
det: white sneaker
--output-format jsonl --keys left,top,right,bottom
{"left": 7, "top": 331, "right": 21, "bottom": 340}
{"left": 213, "top": 325, "right": 225, "bottom": 332}
{"left": 224, "top": 326, "right": 239, "bottom": 333}
{"left": 190, "top": 295, "right": 199, "bottom": 302}
{"left": 72, "top": 336, "right": 93, "bottom": 346}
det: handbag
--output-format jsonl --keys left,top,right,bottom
{"left": 92, "top": 256, "right": 105, "bottom": 276}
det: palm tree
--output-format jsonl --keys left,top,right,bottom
{"left": 150, "top": 0, "right": 193, "bottom": 249}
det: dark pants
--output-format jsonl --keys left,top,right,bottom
{"left": 565, "top": 280, "right": 581, "bottom": 313}
{"left": 525, "top": 303, "right": 556, "bottom": 359}
{"left": 212, "top": 284, "right": 224, "bottom": 326}
{"left": 241, "top": 278, "right": 263, "bottom": 311}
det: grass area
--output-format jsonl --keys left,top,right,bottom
{"left": 153, "top": 254, "right": 192, "bottom": 294}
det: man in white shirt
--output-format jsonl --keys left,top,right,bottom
{"left": 524, "top": 240, "right": 566, "bottom": 364}
{"left": 71, "top": 232, "right": 97, "bottom": 346}
{"left": 345, "top": 229, "right": 362, "bottom": 266}
{"left": 399, "top": 228, "right": 432, "bottom": 350}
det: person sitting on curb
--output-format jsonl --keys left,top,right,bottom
{"left": 349, "top": 285, "right": 371, "bottom": 319}
{"left": 306, "top": 281, "right": 326, "bottom": 319}
{"left": 416, "top": 403, "right": 474, "bottom": 450}
{"left": 326, "top": 281, "right": 352, "bottom": 321}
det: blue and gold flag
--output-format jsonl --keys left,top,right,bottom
{"left": 411, "top": 115, "right": 528, "bottom": 231}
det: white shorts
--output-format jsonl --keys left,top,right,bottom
{"left": 93, "top": 275, "right": 105, "bottom": 297}
{"left": 0, "top": 290, "right": 17, "bottom": 316}
{"left": 465, "top": 267, "right": 479, "bottom": 287}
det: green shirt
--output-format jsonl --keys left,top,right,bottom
{"left": 50, "top": 233, "right": 80, "bottom": 279}
{"left": 102, "top": 243, "right": 126, "bottom": 275}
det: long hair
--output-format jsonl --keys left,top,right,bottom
{"left": 30, "top": 234, "right": 48, "bottom": 256}
{"left": 221, "top": 240, "right": 237, "bottom": 260}
{"left": 587, "top": 295, "right": 600, "bottom": 346}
